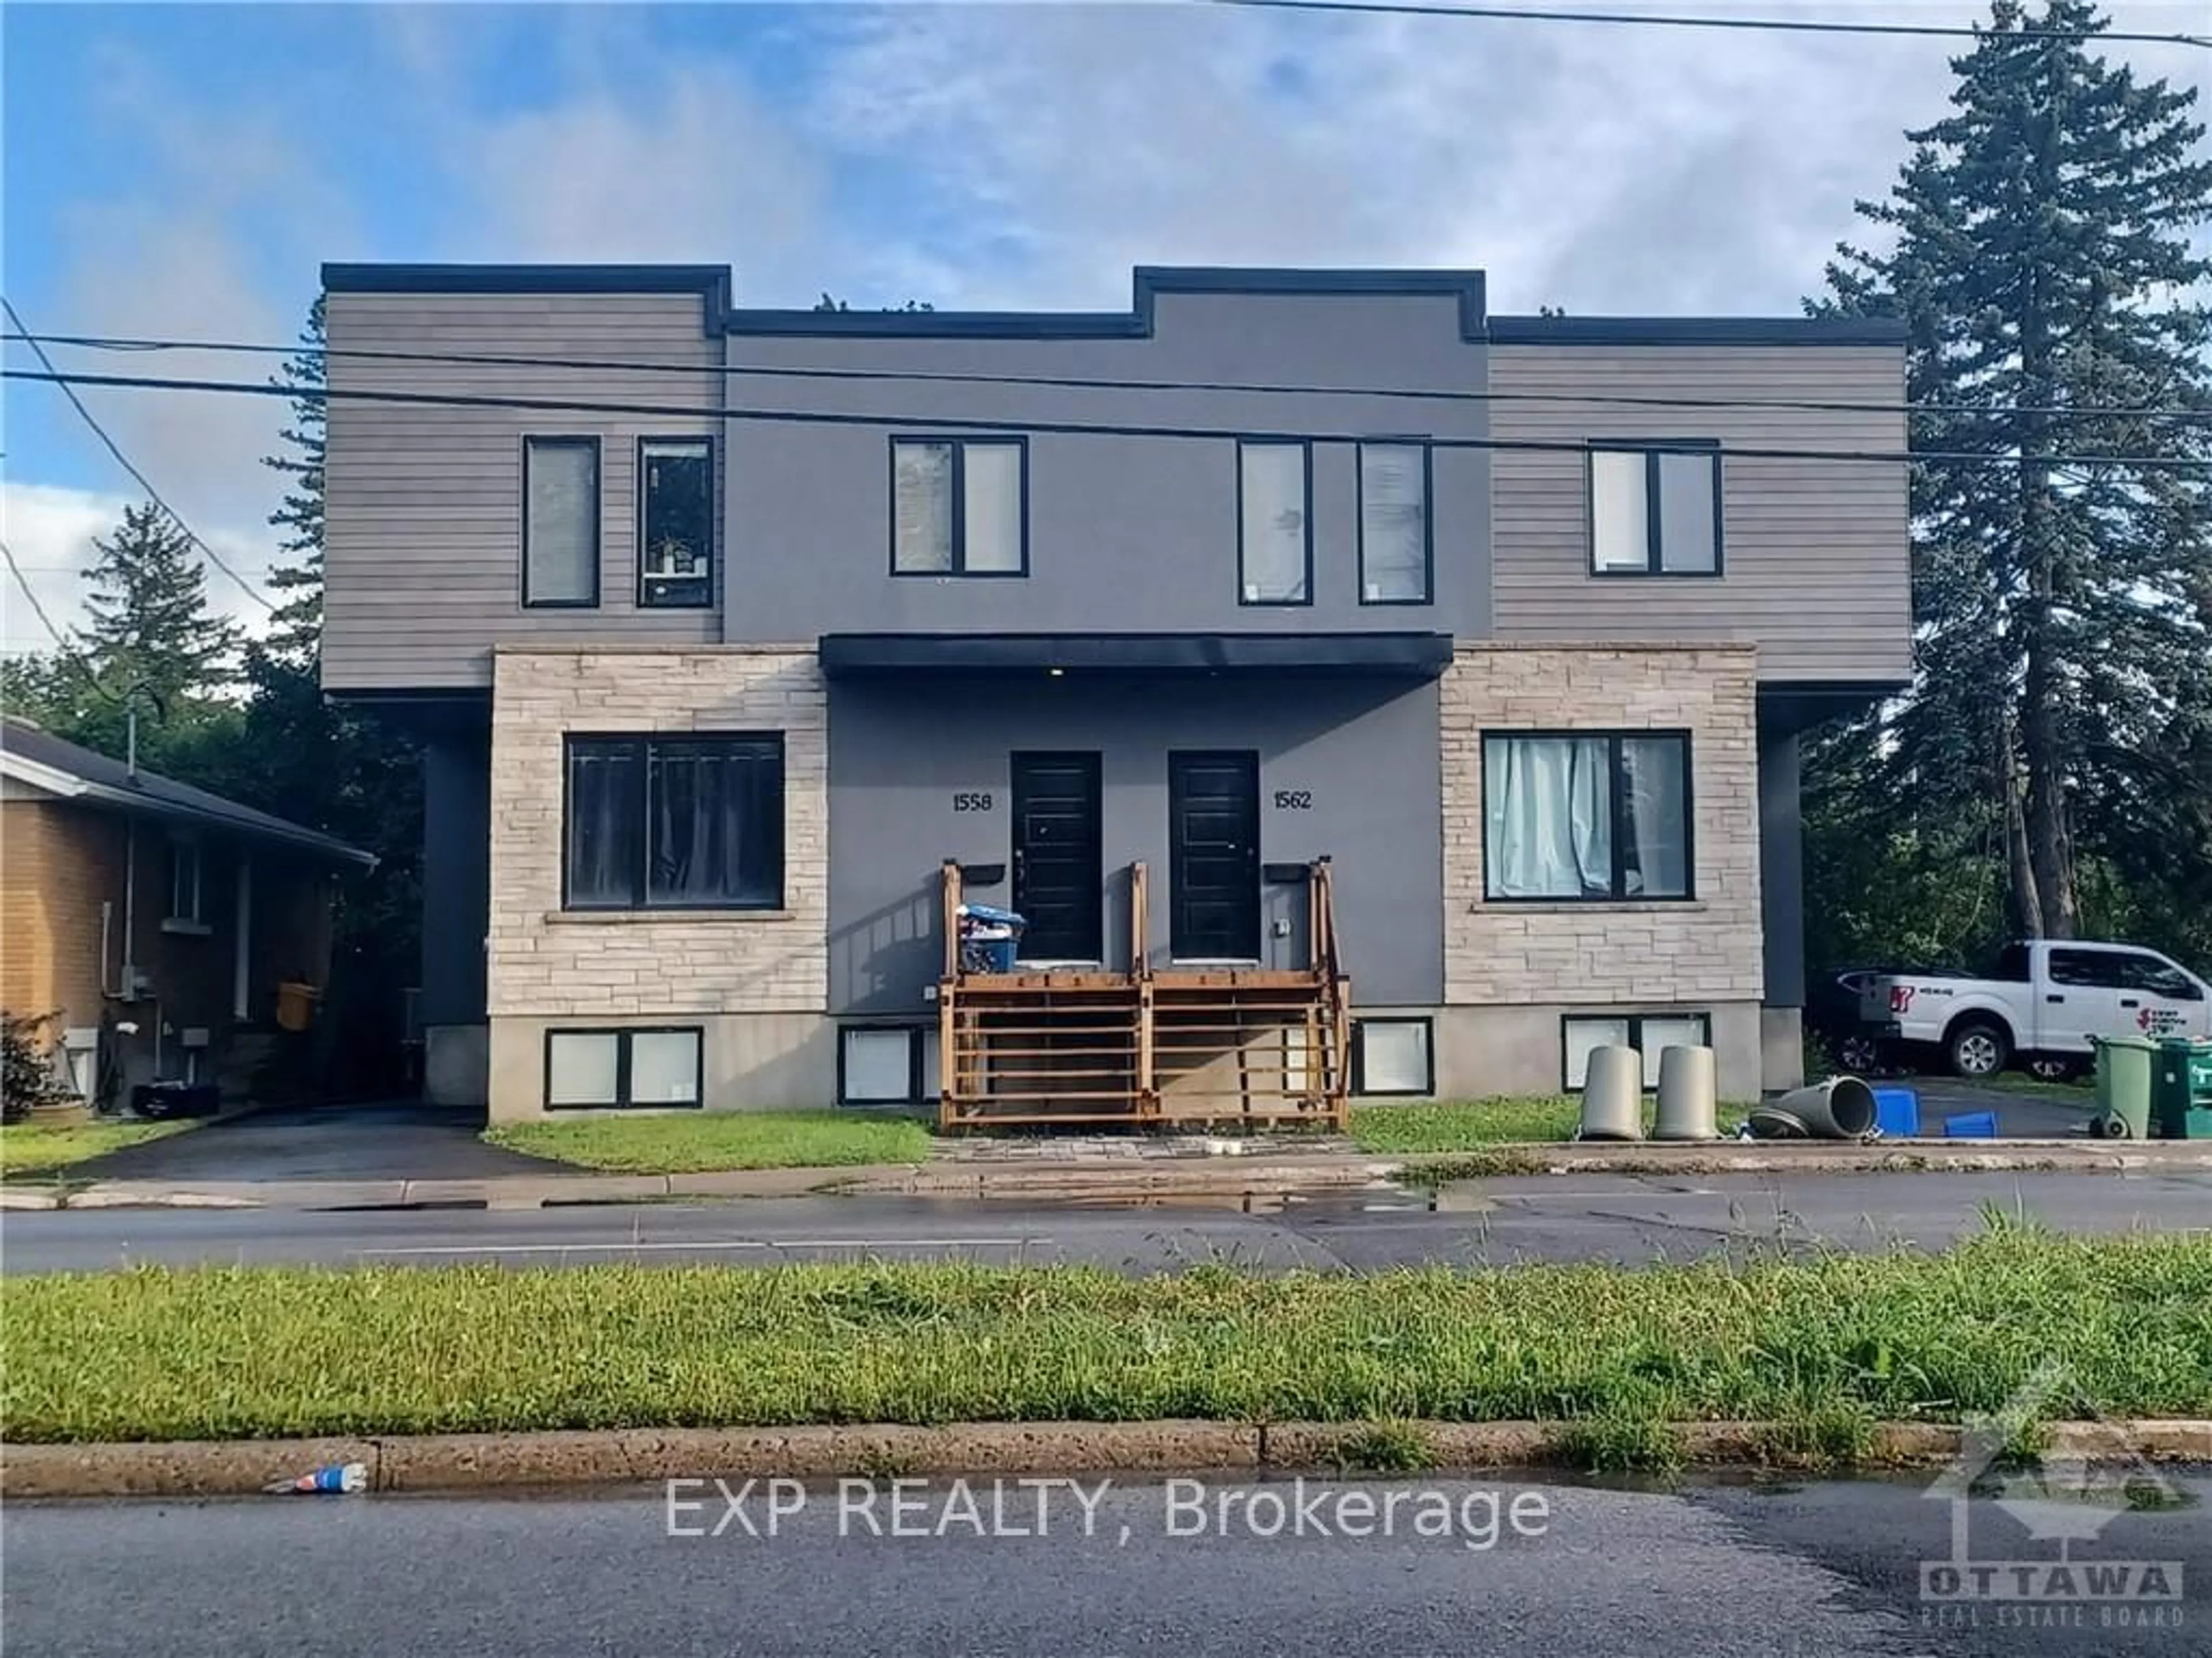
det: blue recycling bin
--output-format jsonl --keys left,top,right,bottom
{"left": 956, "top": 903, "right": 1026, "bottom": 974}
{"left": 1872, "top": 1087, "right": 1921, "bottom": 1138}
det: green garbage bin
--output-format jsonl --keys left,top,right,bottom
{"left": 2152, "top": 1038, "right": 2212, "bottom": 1140}
{"left": 2092, "top": 1035, "right": 2158, "bottom": 1140}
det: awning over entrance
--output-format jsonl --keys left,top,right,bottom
{"left": 817, "top": 632, "right": 1455, "bottom": 680}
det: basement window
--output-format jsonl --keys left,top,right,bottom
{"left": 545, "top": 1027, "right": 702, "bottom": 1109}
{"left": 1562, "top": 1012, "right": 1711, "bottom": 1091}
{"left": 1353, "top": 1018, "right": 1433, "bottom": 1097}
{"left": 840, "top": 1026, "right": 927, "bottom": 1105}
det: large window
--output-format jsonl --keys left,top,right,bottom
{"left": 1562, "top": 1013, "right": 1711, "bottom": 1090}
{"left": 1359, "top": 442, "right": 1431, "bottom": 605}
{"left": 1238, "top": 441, "right": 1311, "bottom": 605}
{"left": 638, "top": 438, "right": 714, "bottom": 608}
{"left": 524, "top": 437, "right": 601, "bottom": 605}
{"left": 1483, "top": 733, "right": 1692, "bottom": 901}
{"left": 1589, "top": 442, "right": 1721, "bottom": 575}
{"left": 545, "top": 1027, "right": 703, "bottom": 1109}
{"left": 892, "top": 438, "right": 1025, "bottom": 575}
{"left": 1353, "top": 1018, "right": 1434, "bottom": 1097}
{"left": 564, "top": 735, "right": 785, "bottom": 910}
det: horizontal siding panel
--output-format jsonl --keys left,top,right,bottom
{"left": 1488, "top": 344, "right": 1910, "bottom": 683}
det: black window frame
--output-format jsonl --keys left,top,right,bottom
{"left": 1480, "top": 730, "right": 1698, "bottom": 903}
{"left": 837, "top": 1025, "right": 931, "bottom": 1106}
{"left": 1585, "top": 439, "right": 1724, "bottom": 578}
{"left": 635, "top": 435, "right": 717, "bottom": 610}
{"left": 560, "top": 733, "right": 786, "bottom": 912}
{"left": 1351, "top": 1016, "right": 1435, "bottom": 1097}
{"left": 543, "top": 1026, "right": 704, "bottom": 1111}
{"left": 1355, "top": 440, "right": 1434, "bottom": 607}
{"left": 1236, "top": 438, "right": 1315, "bottom": 608}
{"left": 521, "top": 435, "right": 603, "bottom": 609}
{"left": 1560, "top": 1011, "right": 1713, "bottom": 1093}
{"left": 888, "top": 435, "right": 1029, "bottom": 578}
{"left": 166, "top": 833, "right": 203, "bottom": 924}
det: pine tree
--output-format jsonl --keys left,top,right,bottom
{"left": 77, "top": 500, "right": 241, "bottom": 710}
{"left": 1819, "top": 0, "right": 2212, "bottom": 942}
{"left": 261, "top": 295, "right": 326, "bottom": 667}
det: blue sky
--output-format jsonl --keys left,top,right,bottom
{"left": 5, "top": 1, "right": 2207, "bottom": 651}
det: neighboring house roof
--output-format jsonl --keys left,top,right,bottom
{"left": 0, "top": 717, "right": 376, "bottom": 869}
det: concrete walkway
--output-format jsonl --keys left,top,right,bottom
{"left": 9, "top": 1136, "right": 2211, "bottom": 1212}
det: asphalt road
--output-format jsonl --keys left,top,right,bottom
{"left": 62, "top": 1102, "right": 563, "bottom": 1183}
{"left": 7, "top": 1170, "right": 2209, "bottom": 1274}
{"left": 7, "top": 1473, "right": 2206, "bottom": 1657}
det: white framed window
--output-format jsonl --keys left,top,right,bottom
{"left": 1562, "top": 1013, "right": 1711, "bottom": 1091}
{"left": 1358, "top": 443, "right": 1431, "bottom": 604}
{"left": 840, "top": 1026, "right": 925, "bottom": 1105}
{"left": 523, "top": 437, "right": 601, "bottom": 605}
{"left": 892, "top": 439, "right": 1025, "bottom": 575}
{"left": 1238, "top": 441, "right": 1310, "bottom": 604}
{"left": 1589, "top": 442, "right": 1721, "bottom": 575}
{"left": 1353, "top": 1018, "right": 1433, "bottom": 1097}
{"left": 166, "top": 834, "right": 203, "bottom": 924}
{"left": 545, "top": 1028, "right": 702, "bottom": 1110}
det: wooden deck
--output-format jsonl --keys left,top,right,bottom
{"left": 936, "top": 859, "right": 1351, "bottom": 1132}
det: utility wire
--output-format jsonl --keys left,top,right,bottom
{"left": 0, "top": 536, "right": 131, "bottom": 707}
{"left": 13, "top": 328, "right": 2211, "bottom": 426}
{"left": 5, "top": 363, "right": 2206, "bottom": 471}
{"left": 2, "top": 299, "right": 276, "bottom": 612}
{"left": 1, "top": 535, "right": 70, "bottom": 648}
{"left": 1205, "top": 0, "right": 2212, "bottom": 50}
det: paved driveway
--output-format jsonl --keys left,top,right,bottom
{"left": 1903, "top": 1077, "right": 2103, "bottom": 1137}
{"left": 65, "top": 1102, "right": 570, "bottom": 1183}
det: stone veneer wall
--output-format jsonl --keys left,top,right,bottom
{"left": 1441, "top": 644, "right": 1763, "bottom": 1007}
{"left": 488, "top": 646, "right": 827, "bottom": 1019}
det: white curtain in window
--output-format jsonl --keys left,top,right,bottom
{"left": 893, "top": 442, "right": 955, "bottom": 572}
{"left": 1656, "top": 452, "right": 1718, "bottom": 572}
{"left": 1240, "top": 445, "right": 1308, "bottom": 601}
{"left": 546, "top": 1033, "right": 620, "bottom": 1107}
{"left": 1485, "top": 737, "right": 1612, "bottom": 897}
{"left": 1360, "top": 1020, "right": 1431, "bottom": 1094}
{"left": 1620, "top": 738, "right": 1689, "bottom": 897}
{"left": 843, "top": 1030, "right": 914, "bottom": 1102}
{"left": 1360, "top": 445, "right": 1427, "bottom": 601}
{"left": 526, "top": 441, "right": 597, "bottom": 601}
{"left": 961, "top": 443, "right": 1023, "bottom": 573}
{"left": 1590, "top": 450, "right": 1649, "bottom": 571}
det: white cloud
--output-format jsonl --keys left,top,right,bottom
{"left": 1, "top": 482, "right": 274, "bottom": 659}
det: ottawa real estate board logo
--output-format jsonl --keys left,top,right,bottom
{"left": 1920, "top": 1360, "right": 2187, "bottom": 1635}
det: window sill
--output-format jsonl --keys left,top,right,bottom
{"left": 546, "top": 909, "right": 796, "bottom": 924}
{"left": 1477, "top": 899, "right": 1706, "bottom": 914}
{"left": 160, "top": 918, "right": 214, "bottom": 937}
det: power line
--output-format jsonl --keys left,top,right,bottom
{"left": 6, "top": 363, "right": 2205, "bottom": 471}
{"left": 2, "top": 299, "right": 276, "bottom": 612}
{"left": 14, "top": 328, "right": 2212, "bottom": 426}
{"left": 1205, "top": 0, "right": 2212, "bottom": 49}
{"left": 1, "top": 535, "right": 71, "bottom": 649}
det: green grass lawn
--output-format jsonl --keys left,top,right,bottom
{"left": 483, "top": 1110, "right": 933, "bottom": 1174}
{"left": 5, "top": 1235, "right": 2206, "bottom": 1450}
{"left": 0, "top": 1119, "right": 192, "bottom": 1178}
{"left": 1351, "top": 1097, "right": 1750, "bottom": 1153}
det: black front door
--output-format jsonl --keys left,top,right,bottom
{"left": 1011, "top": 752, "right": 1103, "bottom": 962}
{"left": 1169, "top": 751, "right": 1260, "bottom": 961}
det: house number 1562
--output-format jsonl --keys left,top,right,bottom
{"left": 1272, "top": 790, "right": 1313, "bottom": 810}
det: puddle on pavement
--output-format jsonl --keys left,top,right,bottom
{"left": 315, "top": 1200, "right": 491, "bottom": 1213}
{"left": 1058, "top": 1185, "right": 1442, "bottom": 1215}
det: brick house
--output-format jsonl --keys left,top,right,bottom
{"left": 319, "top": 264, "right": 1910, "bottom": 1122}
{"left": 1, "top": 718, "right": 374, "bottom": 1107}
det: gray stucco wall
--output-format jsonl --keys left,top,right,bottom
{"left": 419, "top": 729, "right": 490, "bottom": 1028}
{"left": 826, "top": 673, "right": 1444, "bottom": 1015}
{"left": 721, "top": 290, "right": 1492, "bottom": 642}
{"left": 1758, "top": 721, "right": 1805, "bottom": 1010}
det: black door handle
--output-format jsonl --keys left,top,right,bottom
{"left": 2121, "top": 998, "right": 2141, "bottom": 1010}
{"left": 2046, "top": 994, "right": 2065, "bottom": 1004}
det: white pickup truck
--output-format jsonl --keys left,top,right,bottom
{"left": 1858, "top": 940, "right": 2212, "bottom": 1079}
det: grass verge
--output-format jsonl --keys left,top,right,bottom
{"left": 0, "top": 1120, "right": 192, "bottom": 1178}
{"left": 482, "top": 1110, "right": 933, "bottom": 1174}
{"left": 1352, "top": 1097, "right": 1751, "bottom": 1153}
{"left": 5, "top": 1235, "right": 2208, "bottom": 1447}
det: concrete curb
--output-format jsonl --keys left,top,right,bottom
{"left": 6, "top": 1419, "right": 2208, "bottom": 1500}
{"left": 23, "top": 1139, "right": 2212, "bottom": 1213}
